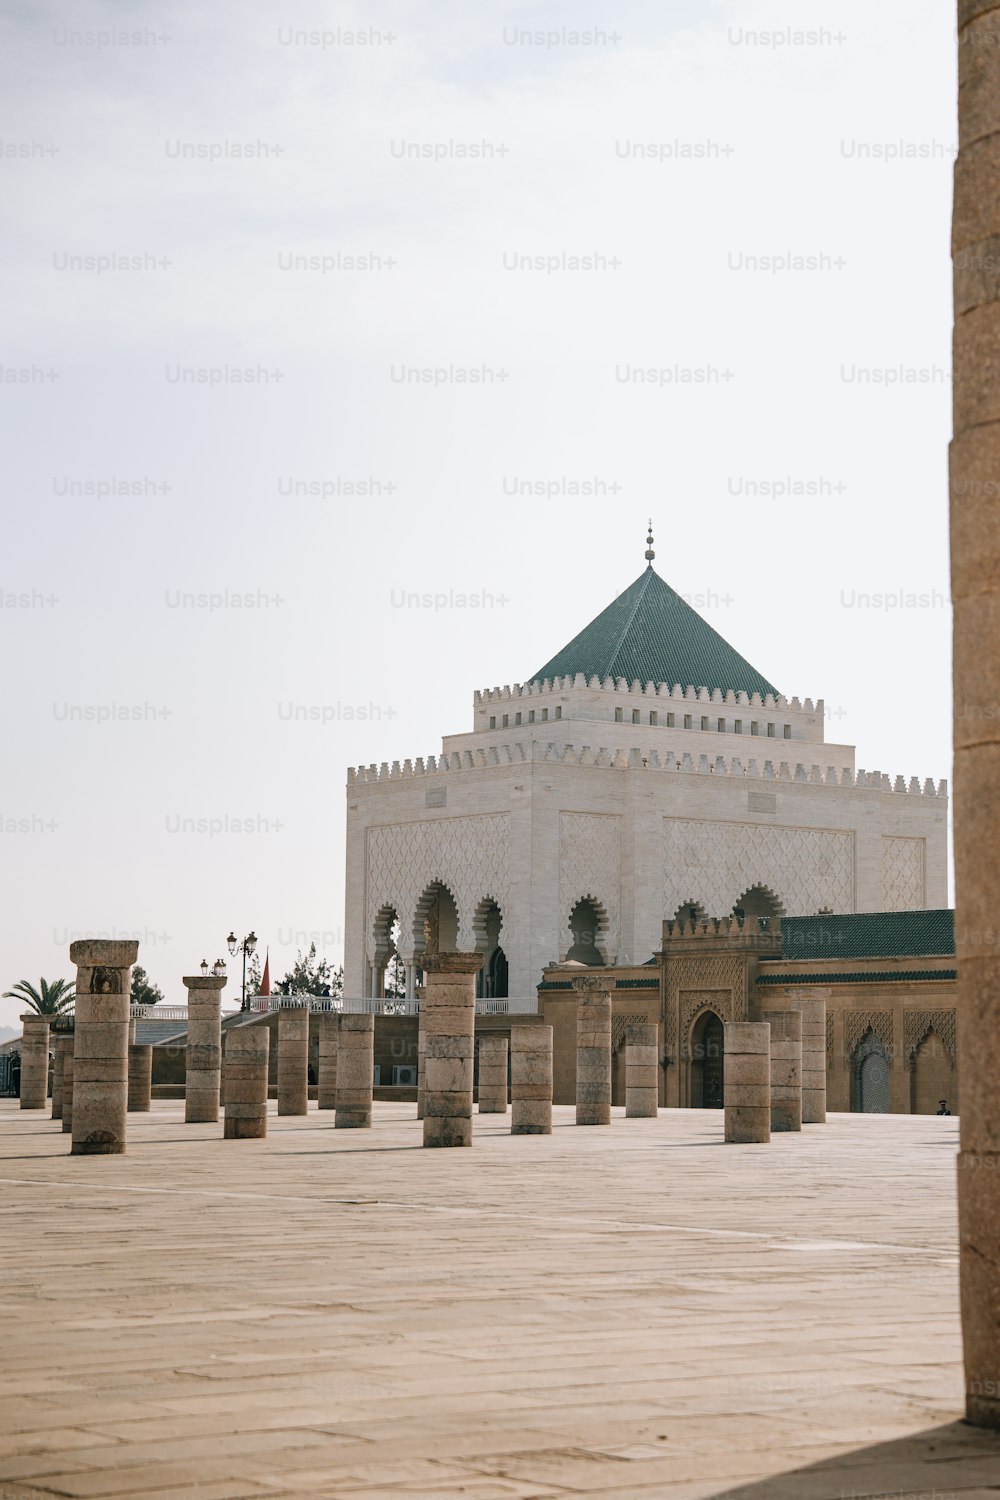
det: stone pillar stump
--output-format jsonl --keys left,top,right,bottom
{"left": 277, "top": 1005, "right": 309, "bottom": 1116}
{"left": 223, "top": 1024, "right": 269, "bottom": 1139}
{"left": 790, "top": 991, "right": 828, "bottom": 1123}
{"left": 61, "top": 1051, "right": 74, "bottom": 1133}
{"left": 335, "top": 1015, "right": 374, "bottom": 1128}
{"left": 511, "top": 1025, "right": 552, "bottom": 1135}
{"left": 477, "top": 1034, "right": 508, "bottom": 1113}
{"left": 127, "top": 1045, "right": 152, "bottom": 1112}
{"left": 51, "top": 1032, "right": 73, "bottom": 1120}
{"left": 574, "top": 976, "right": 613, "bottom": 1126}
{"left": 422, "top": 953, "right": 481, "bottom": 1148}
{"left": 767, "top": 1011, "right": 802, "bottom": 1133}
{"left": 19, "top": 1015, "right": 50, "bottom": 1110}
{"left": 724, "top": 1022, "right": 771, "bottom": 1144}
{"left": 317, "top": 1012, "right": 338, "bottom": 1110}
{"left": 625, "top": 1022, "right": 658, "bottom": 1118}
{"left": 70, "top": 940, "right": 137, "bottom": 1155}
{"left": 183, "top": 974, "right": 227, "bottom": 1123}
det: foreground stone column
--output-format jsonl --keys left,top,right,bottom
{"left": 574, "top": 976, "right": 612, "bottom": 1126}
{"left": 723, "top": 1022, "right": 771, "bottom": 1144}
{"left": 416, "top": 1018, "right": 426, "bottom": 1119}
{"left": 477, "top": 1034, "right": 508, "bottom": 1113}
{"left": 19, "top": 1015, "right": 50, "bottom": 1110}
{"left": 70, "top": 940, "right": 137, "bottom": 1155}
{"left": 625, "top": 1022, "right": 658, "bottom": 1118}
{"left": 335, "top": 1015, "right": 374, "bottom": 1128}
{"left": 184, "top": 973, "right": 227, "bottom": 1123}
{"left": 277, "top": 1005, "right": 309, "bottom": 1116}
{"left": 789, "top": 991, "right": 828, "bottom": 1123}
{"left": 422, "top": 953, "right": 481, "bottom": 1148}
{"left": 223, "top": 1024, "right": 269, "bottom": 1139}
{"left": 127, "top": 1045, "right": 152, "bottom": 1112}
{"left": 954, "top": 0, "right": 1000, "bottom": 1428}
{"left": 61, "top": 1051, "right": 74, "bottom": 1133}
{"left": 317, "top": 1012, "right": 338, "bottom": 1109}
{"left": 51, "top": 1033, "right": 73, "bottom": 1120}
{"left": 511, "top": 1025, "right": 552, "bottom": 1135}
{"left": 767, "top": 1011, "right": 802, "bottom": 1133}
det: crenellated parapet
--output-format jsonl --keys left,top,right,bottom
{"left": 474, "top": 674, "right": 819, "bottom": 712}
{"left": 347, "top": 741, "right": 947, "bottom": 795}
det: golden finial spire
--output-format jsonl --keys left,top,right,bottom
{"left": 645, "top": 519, "right": 655, "bottom": 564}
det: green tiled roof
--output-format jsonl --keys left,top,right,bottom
{"left": 759, "top": 970, "right": 956, "bottom": 985}
{"left": 530, "top": 565, "right": 779, "bottom": 698}
{"left": 779, "top": 910, "right": 955, "bottom": 962}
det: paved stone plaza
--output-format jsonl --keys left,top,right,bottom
{"left": 1, "top": 1101, "right": 998, "bottom": 1500}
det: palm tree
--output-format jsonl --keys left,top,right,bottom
{"left": 2, "top": 978, "right": 75, "bottom": 1016}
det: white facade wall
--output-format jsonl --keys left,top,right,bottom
{"left": 344, "top": 707, "right": 948, "bottom": 999}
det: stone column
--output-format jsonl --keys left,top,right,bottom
{"left": 19, "top": 1015, "right": 50, "bottom": 1110}
{"left": 127, "top": 1045, "right": 152, "bottom": 1112}
{"left": 477, "top": 1034, "right": 508, "bottom": 1113}
{"left": 767, "top": 1011, "right": 802, "bottom": 1133}
{"left": 511, "top": 1025, "right": 552, "bottom": 1135}
{"left": 954, "top": 0, "right": 1000, "bottom": 1429}
{"left": 335, "top": 1014, "right": 374, "bottom": 1128}
{"left": 416, "top": 1016, "right": 426, "bottom": 1119}
{"left": 625, "top": 1022, "right": 658, "bottom": 1118}
{"left": 183, "top": 973, "right": 227, "bottom": 1124}
{"left": 61, "top": 1051, "right": 74, "bottom": 1133}
{"left": 70, "top": 940, "right": 137, "bottom": 1155}
{"left": 422, "top": 953, "right": 481, "bottom": 1148}
{"left": 317, "top": 1012, "right": 338, "bottom": 1109}
{"left": 724, "top": 1022, "right": 771, "bottom": 1144}
{"left": 51, "top": 1033, "right": 73, "bottom": 1120}
{"left": 790, "top": 991, "right": 828, "bottom": 1123}
{"left": 277, "top": 1005, "right": 309, "bottom": 1116}
{"left": 574, "top": 976, "right": 612, "bottom": 1126}
{"left": 223, "top": 1024, "right": 269, "bottom": 1139}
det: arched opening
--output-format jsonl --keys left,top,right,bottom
{"left": 910, "top": 1027, "right": 954, "bottom": 1115}
{"left": 370, "top": 904, "right": 400, "bottom": 998}
{"left": 473, "top": 898, "right": 508, "bottom": 998}
{"left": 412, "top": 881, "right": 460, "bottom": 987}
{"left": 566, "top": 898, "right": 607, "bottom": 965}
{"left": 852, "top": 1029, "right": 890, "bottom": 1113}
{"left": 673, "top": 899, "right": 708, "bottom": 929}
{"left": 690, "top": 1010, "right": 725, "bottom": 1109}
{"left": 732, "top": 885, "right": 785, "bottom": 926}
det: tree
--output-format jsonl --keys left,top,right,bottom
{"left": 277, "top": 943, "right": 344, "bottom": 999}
{"left": 130, "top": 966, "right": 164, "bottom": 1006}
{"left": 2, "top": 977, "right": 75, "bottom": 1016}
{"left": 244, "top": 951, "right": 262, "bottom": 997}
{"left": 384, "top": 953, "right": 406, "bottom": 999}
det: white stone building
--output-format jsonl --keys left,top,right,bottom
{"left": 344, "top": 535, "right": 948, "bottom": 999}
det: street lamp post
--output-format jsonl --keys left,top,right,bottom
{"left": 226, "top": 930, "right": 258, "bottom": 1011}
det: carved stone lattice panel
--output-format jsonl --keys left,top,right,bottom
{"left": 905, "top": 1009, "right": 957, "bottom": 1060}
{"left": 559, "top": 812, "right": 622, "bottom": 962}
{"left": 826, "top": 1013, "right": 835, "bottom": 1069}
{"left": 881, "top": 837, "right": 926, "bottom": 911}
{"left": 845, "top": 1010, "right": 894, "bottom": 1064}
{"left": 365, "top": 814, "right": 511, "bottom": 960}
{"left": 662, "top": 818, "right": 854, "bottom": 918}
{"left": 612, "top": 1014, "right": 648, "bottom": 1053}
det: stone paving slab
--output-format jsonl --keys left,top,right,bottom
{"left": 0, "top": 1100, "right": 997, "bottom": 1499}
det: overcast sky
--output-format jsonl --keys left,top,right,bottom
{"left": 1, "top": 0, "right": 955, "bottom": 1026}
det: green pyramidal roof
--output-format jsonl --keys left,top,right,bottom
{"left": 530, "top": 565, "right": 779, "bottom": 698}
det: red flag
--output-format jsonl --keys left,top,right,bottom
{"left": 260, "top": 948, "right": 270, "bottom": 996}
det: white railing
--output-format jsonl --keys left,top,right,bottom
{"left": 242, "top": 995, "right": 539, "bottom": 1018}
{"left": 476, "top": 997, "right": 538, "bottom": 1015}
{"left": 130, "top": 1005, "right": 189, "bottom": 1021}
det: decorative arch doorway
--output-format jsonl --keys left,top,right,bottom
{"left": 566, "top": 897, "right": 607, "bottom": 965}
{"left": 473, "top": 898, "right": 508, "bottom": 999}
{"left": 853, "top": 1030, "right": 890, "bottom": 1113}
{"left": 732, "top": 885, "right": 785, "bottom": 925}
{"left": 690, "top": 1010, "right": 725, "bottom": 1109}
{"left": 910, "top": 1027, "right": 953, "bottom": 1115}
